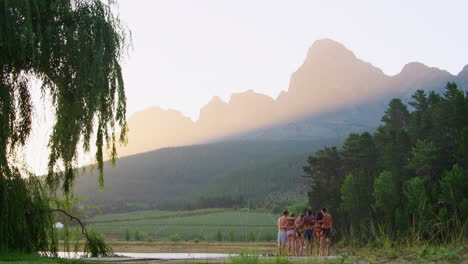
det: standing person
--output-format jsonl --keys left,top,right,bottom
{"left": 314, "top": 211, "right": 323, "bottom": 256}
{"left": 321, "top": 208, "right": 333, "bottom": 256}
{"left": 286, "top": 213, "right": 296, "bottom": 255}
{"left": 295, "top": 213, "right": 306, "bottom": 256}
{"left": 277, "top": 210, "right": 289, "bottom": 256}
{"left": 303, "top": 209, "right": 315, "bottom": 255}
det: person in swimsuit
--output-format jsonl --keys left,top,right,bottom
{"left": 295, "top": 214, "right": 306, "bottom": 256}
{"left": 303, "top": 209, "right": 315, "bottom": 255}
{"left": 314, "top": 211, "right": 323, "bottom": 256}
{"left": 321, "top": 208, "right": 333, "bottom": 256}
{"left": 277, "top": 210, "right": 289, "bottom": 255}
{"left": 286, "top": 213, "right": 296, "bottom": 255}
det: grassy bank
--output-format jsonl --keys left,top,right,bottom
{"left": 226, "top": 245, "right": 466, "bottom": 263}
{"left": 0, "top": 253, "right": 97, "bottom": 264}
{"left": 1, "top": 244, "right": 465, "bottom": 263}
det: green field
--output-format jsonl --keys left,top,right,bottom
{"left": 88, "top": 208, "right": 279, "bottom": 241}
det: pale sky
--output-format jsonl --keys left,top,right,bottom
{"left": 117, "top": 0, "right": 468, "bottom": 120}
{"left": 26, "top": 0, "right": 468, "bottom": 174}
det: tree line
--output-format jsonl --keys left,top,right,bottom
{"left": 304, "top": 83, "right": 467, "bottom": 244}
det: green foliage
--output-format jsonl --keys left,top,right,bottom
{"left": 124, "top": 229, "right": 130, "bottom": 241}
{"left": 304, "top": 83, "right": 468, "bottom": 245}
{"left": 0, "top": 252, "right": 96, "bottom": 264}
{"left": 286, "top": 200, "right": 309, "bottom": 215}
{"left": 229, "top": 254, "right": 293, "bottom": 264}
{"left": 304, "top": 146, "right": 344, "bottom": 211}
{"left": 134, "top": 230, "right": 141, "bottom": 241}
{"left": 216, "top": 229, "right": 223, "bottom": 241}
{"left": 0, "top": 173, "right": 56, "bottom": 253}
{"left": 439, "top": 164, "right": 468, "bottom": 219}
{"left": 403, "top": 177, "right": 428, "bottom": 217}
{"left": 168, "top": 233, "right": 181, "bottom": 242}
{"left": 228, "top": 230, "right": 236, "bottom": 241}
{"left": 0, "top": 0, "right": 128, "bottom": 193}
{"left": 0, "top": 0, "right": 128, "bottom": 254}
{"left": 373, "top": 171, "right": 399, "bottom": 219}
{"left": 407, "top": 140, "right": 438, "bottom": 180}
{"left": 340, "top": 173, "right": 367, "bottom": 227}
{"left": 247, "top": 232, "right": 256, "bottom": 241}
{"left": 83, "top": 230, "right": 112, "bottom": 257}
{"left": 229, "top": 253, "right": 261, "bottom": 264}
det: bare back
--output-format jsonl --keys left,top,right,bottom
{"left": 322, "top": 213, "right": 332, "bottom": 229}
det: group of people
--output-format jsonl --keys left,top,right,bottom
{"left": 277, "top": 208, "right": 333, "bottom": 256}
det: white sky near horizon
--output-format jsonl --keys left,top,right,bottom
{"left": 25, "top": 0, "right": 468, "bottom": 174}
{"left": 117, "top": 0, "right": 468, "bottom": 120}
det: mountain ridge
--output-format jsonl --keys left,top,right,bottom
{"left": 112, "top": 38, "right": 466, "bottom": 158}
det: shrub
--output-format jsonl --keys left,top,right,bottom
{"left": 134, "top": 230, "right": 141, "bottom": 241}
{"left": 228, "top": 230, "right": 236, "bottom": 241}
{"left": 216, "top": 229, "right": 223, "bottom": 241}
{"left": 247, "top": 232, "right": 256, "bottom": 242}
{"left": 124, "top": 229, "right": 130, "bottom": 241}
{"left": 84, "top": 230, "right": 113, "bottom": 257}
{"left": 169, "top": 233, "right": 181, "bottom": 242}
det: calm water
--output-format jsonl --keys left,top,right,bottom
{"left": 57, "top": 252, "right": 234, "bottom": 260}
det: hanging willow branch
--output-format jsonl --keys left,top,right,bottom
{"left": 0, "top": 0, "right": 130, "bottom": 253}
{"left": 0, "top": 0, "right": 129, "bottom": 191}
{"left": 50, "top": 209, "right": 90, "bottom": 242}
{"left": 50, "top": 208, "right": 112, "bottom": 257}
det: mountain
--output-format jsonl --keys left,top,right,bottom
{"left": 120, "top": 107, "right": 196, "bottom": 157}
{"left": 75, "top": 39, "right": 468, "bottom": 213}
{"left": 113, "top": 39, "right": 467, "bottom": 157}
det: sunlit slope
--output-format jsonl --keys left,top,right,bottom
{"left": 112, "top": 39, "right": 468, "bottom": 157}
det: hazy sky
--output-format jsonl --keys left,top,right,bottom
{"left": 26, "top": 0, "right": 468, "bottom": 174}
{"left": 117, "top": 0, "right": 468, "bottom": 120}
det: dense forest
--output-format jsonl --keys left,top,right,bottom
{"left": 304, "top": 83, "right": 467, "bottom": 244}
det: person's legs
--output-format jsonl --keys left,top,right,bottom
{"left": 315, "top": 231, "right": 322, "bottom": 256}
{"left": 319, "top": 233, "right": 325, "bottom": 256}
{"left": 304, "top": 229, "right": 312, "bottom": 255}
{"left": 277, "top": 231, "right": 287, "bottom": 255}
{"left": 322, "top": 228, "right": 331, "bottom": 256}
{"left": 293, "top": 232, "right": 299, "bottom": 256}
{"left": 286, "top": 231, "right": 294, "bottom": 255}
{"left": 297, "top": 234, "right": 304, "bottom": 256}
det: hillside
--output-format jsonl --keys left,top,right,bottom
{"left": 75, "top": 139, "right": 336, "bottom": 212}
{"left": 76, "top": 39, "right": 468, "bottom": 214}
{"left": 112, "top": 39, "right": 468, "bottom": 157}
{"left": 186, "top": 153, "right": 310, "bottom": 209}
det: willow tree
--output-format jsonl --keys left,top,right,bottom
{"left": 0, "top": 0, "right": 129, "bottom": 253}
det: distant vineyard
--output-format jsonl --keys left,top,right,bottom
{"left": 88, "top": 208, "right": 279, "bottom": 241}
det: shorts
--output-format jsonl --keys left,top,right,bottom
{"left": 287, "top": 230, "right": 295, "bottom": 236}
{"left": 277, "top": 231, "right": 287, "bottom": 243}
{"left": 304, "top": 229, "right": 314, "bottom": 241}
{"left": 323, "top": 228, "right": 331, "bottom": 238}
